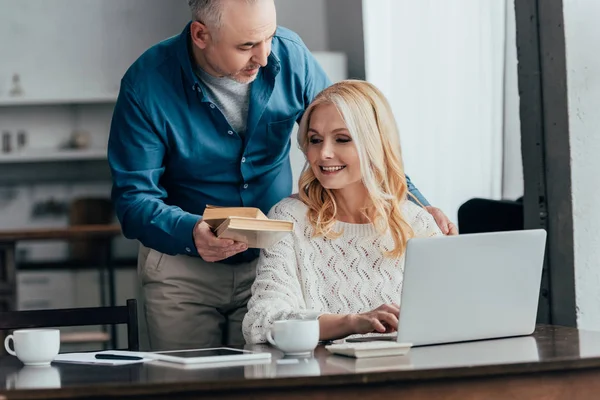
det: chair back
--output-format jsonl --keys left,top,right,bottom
{"left": 0, "top": 299, "right": 138, "bottom": 351}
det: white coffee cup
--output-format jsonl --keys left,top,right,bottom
{"left": 4, "top": 329, "right": 60, "bottom": 366}
{"left": 267, "top": 319, "right": 319, "bottom": 356}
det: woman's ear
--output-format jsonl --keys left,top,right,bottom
{"left": 190, "top": 21, "right": 212, "bottom": 50}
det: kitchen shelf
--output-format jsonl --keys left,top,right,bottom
{"left": 0, "top": 95, "right": 117, "bottom": 107}
{"left": 0, "top": 148, "right": 107, "bottom": 163}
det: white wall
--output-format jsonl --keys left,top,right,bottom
{"left": 0, "top": 0, "right": 190, "bottom": 100}
{"left": 363, "top": 0, "right": 506, "bottom": 223}
{"left": 0, "top": 0, "right": 190, "bottom": 170}
{"left": 277, "top": 0, "right": 364, "bottom": 79}
{"left": 502, "top": 0, "right": 524, "bottom": 200}
{"left": 326, "top": 0, "right": 365, "bottom": 79}
{"left": 275, "top": 0, "right": 329, "bottom": 50}
{"left": 563, "top": 0, "right": 600, "bottom": 331}
{"left": 0, "top": 0, "right": 331, "bottom": 97}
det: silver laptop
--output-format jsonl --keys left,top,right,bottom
{"left": 396, "top": 229, "right": 547, "bottom": 346}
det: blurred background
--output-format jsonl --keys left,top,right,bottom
{"left": 0, "top": 0, "right": 525, "bottom": 349}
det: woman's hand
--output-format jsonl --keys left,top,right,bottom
{"left": 348, "top": 304, "right": 400, "bottom": 334}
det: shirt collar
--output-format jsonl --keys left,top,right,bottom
{"left": 177, "top": 22, "right": 203, "bottom": 92}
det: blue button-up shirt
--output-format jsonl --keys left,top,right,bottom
{"left": 108, "top": 23, "right": 428, "bottom": 262}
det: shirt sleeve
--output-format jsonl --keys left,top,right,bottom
{"left": 300, "top": 50, "right": 333, "bottom": 122}
{"left": 242, "top": 206, "right": 320, "bottom": 344}
{"left": 108, "top": 80, "right": 200, "bottom": 256}
{"left": 406, "top": 174, "right": 431, "bottom": 207}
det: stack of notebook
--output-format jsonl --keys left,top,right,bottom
{"left": 203, "top": 205, "right": 294, "bottom": 248}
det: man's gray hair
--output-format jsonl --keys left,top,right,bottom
{"left": 188, "top": 0, "right": 259, "bottom": 29}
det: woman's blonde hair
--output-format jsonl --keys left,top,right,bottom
{"left": 297, "top": 80, "right": 415, "bottom": 258}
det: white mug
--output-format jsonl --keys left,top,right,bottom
{"left": 267, "top": 319, "right": 319, "bottom": 356}
{"left": 4, "top": 328, "right": 60, "bottom": 366}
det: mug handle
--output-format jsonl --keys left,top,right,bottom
{"left": 266, "top": 330, "right": 277, "bottom": 346}
{"left": 4, "top": 334, "right": 16, "bottom": 356}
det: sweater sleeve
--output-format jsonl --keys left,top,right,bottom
{"left": 407, "top": 202, "right": 444, "bottom": 238}
{"left": 242, "top": 203, "right": 320, "bottom": 344}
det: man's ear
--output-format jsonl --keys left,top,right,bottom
{"left": 190, "top": 21, "right": 212, "bottom": 49}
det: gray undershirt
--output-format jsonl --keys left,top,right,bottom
{"left": 194, "top": 67, "right": 251, "bottom": 136}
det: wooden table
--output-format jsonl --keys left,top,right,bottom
{"left": 1, "top": 325, "right": 600, "bottom": 399}
{"left": 0, "top": 225, "right": 123, "bottom": 348}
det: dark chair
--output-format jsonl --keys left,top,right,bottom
{"left": 458, "top": 197, "right": 524, "bottom": 234}
{"left": 0, "top": 298, "right": 138, "bottom": 351}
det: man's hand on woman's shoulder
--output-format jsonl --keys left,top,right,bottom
{"left": 425, "top": 206, "right": 458, "bottom": 236}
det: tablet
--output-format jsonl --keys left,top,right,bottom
{"left": 145, "top": 347, "right": 271, "bottom": 365}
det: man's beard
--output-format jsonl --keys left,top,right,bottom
{"left": 230, "top": 71, "right": 259, "bottom": 84}
{"left": 211, "top": 62, "right": 261, "bottom": 84}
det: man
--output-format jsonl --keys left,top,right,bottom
{"left": 108, "top": 0, "right": 456, "bottom": 351}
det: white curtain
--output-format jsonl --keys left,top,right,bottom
{"left": 362, "top": 0, "right": 507, "bottom": 223}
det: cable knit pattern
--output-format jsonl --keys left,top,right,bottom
{"left": 242, "top": 197, "right": 443, "bottom": 344}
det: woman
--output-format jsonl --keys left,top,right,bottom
{"left": 242, "top": 80, "right": 442, "bottom": 344}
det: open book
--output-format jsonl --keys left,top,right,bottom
{"left": 203, "top": 205, "right": 293, "bottom": 249}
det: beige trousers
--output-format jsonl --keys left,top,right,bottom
{"left": 137, "top": 245, "right": 257, "bottom": 351}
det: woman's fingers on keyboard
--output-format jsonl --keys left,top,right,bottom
{"left": 370, "top": 318, "right": 387, "bottom": 333}
{"left": 356, "top": 306, "right": 400, "bottom": 334}
{"left": 378, "top": 304, "right": 400, "bottom": 315}
{"left": 376, "top": 311, "right": 399, "bottom": 330}
{"left": 381, "top": 321, "right": 398, "bottom": 333}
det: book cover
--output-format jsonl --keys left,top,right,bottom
{"left": 203, "top": 206, "right": 293, "bottom": 249}
{"left": 203, "top": 205, "right": 268, "bottom": 230}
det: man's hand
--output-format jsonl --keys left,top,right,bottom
{"left": 193, "top": 220, "right": 247, "bottom": 262}
{"left": 425, "top": 206, "right": 458, "bottom": 235}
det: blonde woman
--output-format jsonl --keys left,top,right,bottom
{"left": 242, "top": 80, "right": 443, "bottom": 344}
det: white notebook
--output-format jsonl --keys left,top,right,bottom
{"left": 53, "top": 350, "right": 151, "bottom": 366}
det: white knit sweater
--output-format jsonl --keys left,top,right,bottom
{"left": 242, "top": 197, "right": 443, "bottom": 344}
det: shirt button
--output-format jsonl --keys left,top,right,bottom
{"left": 209, "top": 104, "right": 215, "bottom": 109}
{"left": 228, "top": 130, "right": 234, "bottom": 135}
{"left": 185, "top": 247, "right": 191, "bottom": 253}
{"left": 243, "top": 184, "right": 249, "bottom": 189}
{"left": 241, "top": 157, "right": 246, "bottom": 163}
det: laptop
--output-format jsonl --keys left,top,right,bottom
{"left": 395, "top": 229, "right": 547, "bottom": 347}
